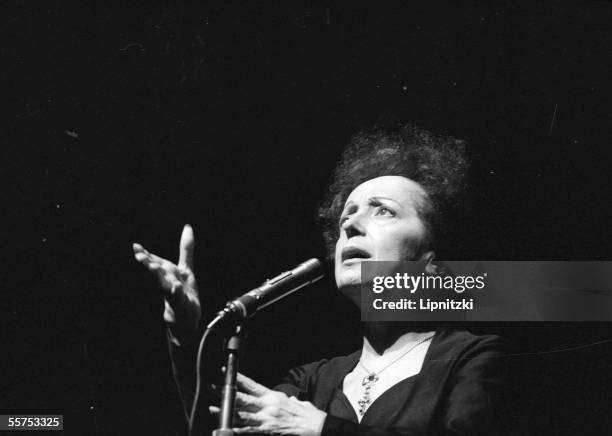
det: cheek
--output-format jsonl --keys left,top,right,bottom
{"left": 333, "top": 238, "right": 344, "bottom": 280}
{"left": 334, "top": 238, "right": 343, "bottom": 264}
{"left": 377, "top": 222, "right": 427, "bottom": 259}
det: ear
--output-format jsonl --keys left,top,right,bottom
{"left": 420, "top": 251, "right": 444, "bottom": 275}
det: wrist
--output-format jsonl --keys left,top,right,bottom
{"left": 311, "top": 409, "right": 327, "bottom": 436}
{"left": 166, "top": 321, "right": 201, "bottom": 348}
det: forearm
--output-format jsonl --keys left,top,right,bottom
{"left": 167, "top": 328, "right": 199, "bottom": 420}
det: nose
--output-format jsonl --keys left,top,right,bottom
{"left": 341, "top": 211, "right": 366, "bottom": 239}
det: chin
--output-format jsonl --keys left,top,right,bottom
{"left": 335, "top": 267, "right": 362, "bottom": 305}
{"left": 336, "top": 275, "right": 361, "bottom": 289}
{"left": 335, "top": 264, "right": 362, "bottom": 286}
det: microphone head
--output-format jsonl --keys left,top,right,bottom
{"left": 206, "top": 258, "right": 324, "bottom": 330}
{"left": 296, "top": 258, "right": 323, "bottom": 275}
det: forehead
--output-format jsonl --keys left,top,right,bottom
{"left": 344, "top": 175, "right": 427, "bottom": 206}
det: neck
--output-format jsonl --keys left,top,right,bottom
{"left": 362, "top": 322, "right": 438, "bottom": 355}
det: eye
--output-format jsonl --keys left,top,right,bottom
{"left": 339, "top": 204, "right": 358, "bottom": 227}
{"left": 375, "top": 206, "right": 395, "bottom": 217}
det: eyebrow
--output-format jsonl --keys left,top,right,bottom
{"left": 369, "top": 196, "right": 402, "bottom": 207}
{"left": 340, "top": 201, "right": 357, "bottom": 215}
{"left": 341, "top": 196, "right": 403, "bottom": 213}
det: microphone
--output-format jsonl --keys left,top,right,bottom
{"left": 206, "top": 258, "right": 323, "bottom": 329}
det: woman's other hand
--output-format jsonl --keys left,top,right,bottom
{"left": 210, "top": 372, "right": 327, "bottom": 436}
{"left": 133, "top": 224, "right": 201, "bottom": 345}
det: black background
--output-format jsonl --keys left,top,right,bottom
{"left": 3, "top": 2, "right": 612, "bottom": 435}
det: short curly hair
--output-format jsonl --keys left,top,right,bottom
{"left": 317, "top": 124, "right": 469, "bottom": 260}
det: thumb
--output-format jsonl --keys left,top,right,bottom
{"left": 178, "top": 224, "right": 195, "bottom": 268}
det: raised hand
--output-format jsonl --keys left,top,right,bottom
{"left": 133, "top": 224, "right": 201, "bottom": 345}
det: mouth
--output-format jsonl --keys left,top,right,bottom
{"left": 341, "top": 247, "right": 372, "bottom": 263}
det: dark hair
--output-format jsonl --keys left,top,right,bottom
{"left": 317, "top": 124, "right": 469, "bottom": 259}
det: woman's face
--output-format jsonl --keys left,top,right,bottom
{"left": 334, "top": 175, "right": 432, "bottom": 296}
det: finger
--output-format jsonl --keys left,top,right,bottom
{"left": 163, "top": 271, "right": 182, "bottom": 287}
{"left": 147, "top": 262, "right": 162, "bottom": 272}
{"left": 134, "top": 244, "right": 155, "bottom": 266}
{"left": 141, "top": 260, "right": 164, "bottom": 278}
{"left": 236, "top": 373, "right": 270, "bottom": 397}
{"left": 147, "top": 252, "right": 176, "bottom": 268}
{"left": 156, "top": 265, "right": 177, "bottom": 290}
{"left": 158, "top": 271, "right": 182, "bottom": 293}
{"left": 235, "top": 392, "right": 264, "bottom": 412}
{"left": 134, "top": 248, "right": 174, "bottom": 272}
{"left": 208, "top": 407, "right": 259, "bottom": 428}
{"left": 144, "top": 256, "right": 177, "bottom": 276}
{"left": 178, "top": 224, "right": 195, "bottom": 269}
{"left": 134, "top": 252, "right": 150, "bottom": 264}
{"left": 235, "top": 411, "right": 260, "bottom": 427}
{"left": 163, "top": 300, "right": 176, "bottom": 323}
{"left": 133, "top": 243, "right": 156, "bottom": 259}
{"left": 137, "top": 257, "right": 180, "bottom": 295}
{"left": 232, "top": 426, "right": 262, "bottom": 434}
{"left": 166, "top": 282, "right": 184, "bottom": 302}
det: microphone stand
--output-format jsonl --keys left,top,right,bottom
{"left": 212, "top": 322, "right": 247, "bottom": 436}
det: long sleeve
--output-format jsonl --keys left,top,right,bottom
{"left": 273, "top": 331, "right": 507, "bottom": 436}
{"left": 439, "top": 335, "right": 507, "bottom": 435}
{"left": 320, "top": 335, "right": 508, "bottom": 436}
{"left": 168, "top": 325, "right": 507, "bottom": 436}
{"left": 274, "top": 358, "right": 334, "bottom": 399}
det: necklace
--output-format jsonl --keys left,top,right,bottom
{"left": 356, "top": 334, "right": 434, "bottom": 416}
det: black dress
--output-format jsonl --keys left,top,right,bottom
{"left": 273, "top": 327, "right": 508, "bottom": 436}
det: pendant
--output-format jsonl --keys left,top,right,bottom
{"left": 362, "top": 373, "right": 379, "bottom": 385}
{"left": 358, "top": 372, "right": 379, "bottom": 415}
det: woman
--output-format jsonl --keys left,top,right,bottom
{"left": 133, "top": 124, "right": 507, "bottom": 435}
